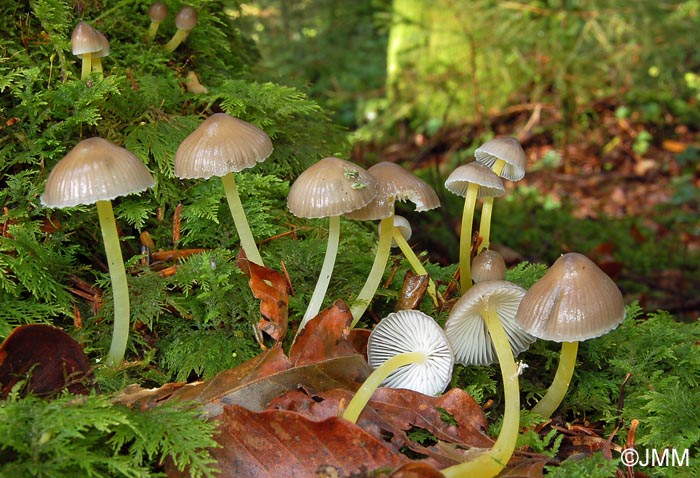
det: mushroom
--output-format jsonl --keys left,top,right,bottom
{"left": 174, "top": 113, "right": 273, "bottom": 266}
{"left": 514, "top": 252, "right": 625, "bottom": 419}
{"left": 40, "top": 138, "right": 155, "bottom": 367}
{"left": 287, "top": 157, "right": 377, "bottom": 334}
{"left": 346, "top": 162, "right": 439, "bottom": 325}
{"left": 474, "top": 137, "right": 526, "bottom": 252}
{"left": 91, "top": 29, "right": 109, "bottom": 76}
{"left": 342, "top": 310, "right": 454, "bottom": 423}
{"left": 71, "top": 21, "right": 103, "bottom": 81}
{"left": 444, "top": 162, "right": 504, "bottom": 293}
{"left": 471, "top": 249, "right": 506, "bottom": 283}
{"left": 379, "top": 215, "right": 439, "bottom": 306}
{"left": 442, "top": 280, "right": 535, "bottom": 478}
{"left": 164, "top": 6, "right": 198, "bottom": 52}
{"left": 146, "top": 1, "right": 169, "bottom": 42}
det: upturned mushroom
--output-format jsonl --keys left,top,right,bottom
{"left": 146, "top": 1, "right": 169, "bottom": 42}
{"left": 164, "top": 6, "right": 198, "bottom": 52}
{"left": 442, "top": 280, "right": 535, "bottom": 478}
{"left": 174, "top": 113, "right": 273, "bottom": 266}
{"left": 287, "top": 157, "right": 377, "bottom": 334}
{"left": 342, "top": 310, "right": 454, "bottom": 423}
{"left": 474, "top": 137, "right": 526, "bottom": 252}
{"left": 514, "top": 252, "right": 625, "bottom": 419}
{"left": 346, "top": 162, "right": 439, "bottom": 324}
{"left": 445, "top": 162, "right": 504, "bottom": 293}
{"left": 41, "top": 138, "right": 154, "bottom": 367}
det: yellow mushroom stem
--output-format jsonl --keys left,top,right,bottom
{"left": 458, "top": 182, "right": 479, "bottom": 293}
{"left": 164, "top": 28, "right": 192, "bottom": 53}
{"left": 96, "top": 200, "right": 130, "bottom": 367}
{"left": 80, "top": 53, "right": 92, "bottom": 81}
{"left": 350, "top": 216, "right": 395, "bottom": 326}
{"left": 391, "top": 227, "right": 439, "bottom": 306}
{"left": 342, "top": 350, "right": 426, "bottom": 424}
{"left": 442, "top": 304, "right": 520, "bottom": 478}
{"left": 477, "top": 159, "right": 506, "bottom": 253}
{"left": 221, "top": 172, "right": 264, "bottom": 267}
{"left": 531, "top": 341, "right": 579, "bottom": 419}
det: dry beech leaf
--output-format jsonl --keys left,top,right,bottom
{"left": 289, "top": 300, "right": 358, "bottom": 366}
{"left": 238, "top": 255, "right": 289, "bottom": 343}
{"left": 388, "top": 462, "right": 446, "bottom": 478}
{"left": 167, "top": 404, "right": 408, "bottom": 478}
{"left": 395, "top": 270, "right": 429, "bottom": 311}
{"left": 0, "top": 324, "right": 92, "bottom": 397}
{"left": 270, "top": 387, "right": 494, "bottom": 469}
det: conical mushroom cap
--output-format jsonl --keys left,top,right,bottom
{"left": 174, "top": 113, "right": 273, "bottom": 179}
{"left": 148, "top": 1, "right": 169, "bottom": 22}
{"left": 287, "top": 157, "right": 377, "bottom": 219}
{"left": 515, "top": 253, "right": 625, "bottom": 342}
{"left": 445, "top": 280, "right": 535, "bottom": 366}
{"left": 347, "top": 162, "right": 440, "bottom": 220}
{"left": 368, "top": 310, "right": 454, "bottom": 396}
{"left": 474, "top": 137, "right": 526, "bottom": 181}
{"left": 444, "top": 162, "right": 505, "bottom": 198}
{"left": 41, "top": 137, "right": 155, "bottom": 208}
{"left": 71, "top": 21, "right": 103, "bottom": 56}
{"left": 175, "top": 6, "right": 198, "bottom": 30}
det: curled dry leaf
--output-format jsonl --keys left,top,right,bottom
{"left": 237, "top": 254, "right": 289, "bottom": 343}
{"left": 395, "top": 270, "right": 429, "bottom": 311}
{"left": 0, "top": 324, "right": 92, "bottom": 397}
{"left": 289, "top": 300, "right": 358, "bottom": 366}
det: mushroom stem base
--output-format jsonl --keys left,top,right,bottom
{"left": 442, "top": 305, "right": 520, "bottom": 478}
{"left": 531, "top": 341, "right": 579, "bottom": 419}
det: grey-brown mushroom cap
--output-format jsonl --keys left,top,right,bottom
{"left": 368, "top": 310, "right": 454, "bottom": 396}
{"left": 149, "top": 1, "right": 169, "bottom": 22}
{"left": 346, "top": 162, "right": 440, "bottom": 220}
{"left": 41, "top": 137, "right": 155, "bottom": 208}
{"left": 471, "top": 250, "right": 506, "bottom": 283}
{"left": 444, "top": 280, "right": 535, "bottom": 366}
{"left": 444, "top": 162, "right": 505, "bottom": 198}
{"left": 174, "top": 113, "right": 273, "bottom": 179}
{"left": 175, "top": 6, "right": 198, "bottom": 30}
{"left": 71, "top": 22, "right": 103, "bottom": 56}
{"left": 287, "top": 157, "right": 377, "bottom": 219}
{"left": 474, "top": 137, "right": 526, "bottom": 181}
{"left": 514, "top": 252, "right": 625, "bottom": 342}
{"left": 92, "top": 29, "right": 110, "bottom": 58}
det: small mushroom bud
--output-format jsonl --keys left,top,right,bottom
{"left": 146, "top": 1, "right": 169, "bottom": 42}
{"left": 164, "top": 6, "right": 198, "bottom": 52}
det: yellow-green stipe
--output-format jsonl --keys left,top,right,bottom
{"left": 342, "top": 350, "right": 425, "bottom": 423}
{"left": 97, "top": 200, "right": 130, "bottom": 367}
{"left": 477, "top": 159, "right": 506, "bottom": 253}
{"left": 350, "top": 216, "right": 395, "bottom": 326}
{"left": 459, "top": 183, "right": 479, "bottom": 293}
{"left": 221, "top": 172, "right": 264, "bottom": 267}
{"left": 298, "top": 215, "right": 341, "bottom": 334}
{"left": 392, "top": 227, "right": 439, "bottom": 306}
{"left": 442, "top": 305, "right": 521, "bottom": 478}
{"left": 531, "top": 341, "right": 579, "bottom": 419}
{"left": 80, "top": 53, "right": 92, "bottom": 81}
{"left": 164, "top": 29, "right": 190, "bottom": 52}
{"left": 145, "top": 21, "right": 162, "bottom": 42}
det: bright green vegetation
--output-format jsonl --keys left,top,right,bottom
{"left": 1, "top": 0, "right": 699, "bottom": 476}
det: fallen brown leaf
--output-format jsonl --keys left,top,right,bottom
{"left": 167, "top": 404, "right": 408, "bottom": 478}
{"left": 289, "top": 300, "right": 357, "bottom": 366}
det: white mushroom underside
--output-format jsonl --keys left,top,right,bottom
{"left": 367, "top": 310, "right": 454, "bottom": 396}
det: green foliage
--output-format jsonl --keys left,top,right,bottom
{"left": 0, "top": 390, "right": 218, "bottom": 478}
{"left": 545, "top": 452, "right": 619, "bottom": 478}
